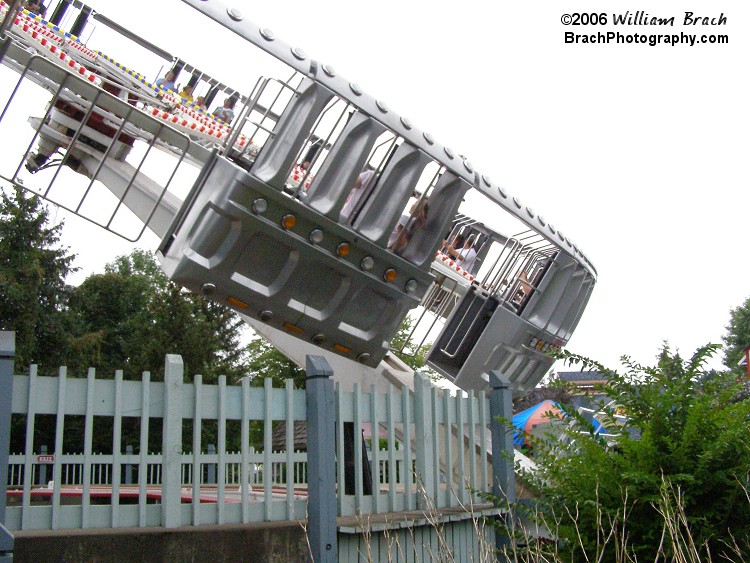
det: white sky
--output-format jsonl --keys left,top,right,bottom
{"left": 7, "top": 0, "right": 749, "bottom": 374}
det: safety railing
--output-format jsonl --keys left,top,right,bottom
{"left": 0, "top": 45, "right": 203, "bottom": 241}
{"left": 5, "top": 356, "right": 493, "bottom": 531}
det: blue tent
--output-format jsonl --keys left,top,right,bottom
{"left": 512, "top": 400, "right": 605, "bottom": 446}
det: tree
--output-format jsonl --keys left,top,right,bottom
{"left": 66, "top": 249, "right": 248, "bottom": 382}
{"left": 390, "top": 314, "right": 443, "bottom": 382}
{"left": 723, "top": 295, "right": 750, "bottom": 372}
{"left": 245, "top": 337, "right": 306, "bottom": 388}
{"left": 0, "top": 187, "right": 77, "bottom": 371}
{"left": 512, "top": 344, "right": 750, "bottom": 562}
{"left": 512, "top": 383, "right": 573, "bottom": 413}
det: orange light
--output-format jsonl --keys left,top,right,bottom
{"left": 227, "top": 296, "right": 249, "bottom": 309}
{"left": 283, "top": 322, "right": 304, "bottom": 334}
{"left": 333, "top": 344, "right": 352, "bottom": 354}
{"left": 383, "top": 269, "right": 397, "bottom": 283}
{"left": 281, "top": 214, "right": 297, "bottom": 229}
{"left": 337, "top": 242, "right": 351, "bottom": 257}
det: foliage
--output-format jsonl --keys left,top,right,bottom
{"left": 513, "top": 344, "right": 750, "bottom": 562}
{"left": 0, "top": 187, "right": 77, "bottom": 371}
{"left": 66, "top": 249, "right": 247, "bottom": 382}
{"left": 512, "top": 382, "right": 574, "bottom": 413}
{"left": 723, "top": 295, "right": 750, "bottom": 372}
{"left": 245, "top": 337, "right": 306, "bottom": 389}
{"left": 390, "top": 314, "right": 444, "bottom": 382}
{"left": 389, "top": 314, "right": 429, "bottom": 370}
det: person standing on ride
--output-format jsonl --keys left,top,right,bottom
{"left": 155, "top": 71, "right": 177, "bottom": 92}
{"left": 212, "top": 95, "right": 238, "bottom": 124}
{"left": 339, "top": 168, "right": 376, "bottom": 223}
{"left": 444, "top": 235, "right": 478, "bottom": 272}
{"left": 388, "top": 199, "right": 429, "bottom": 253}
{"left": 194, "top": 96, "right": 208, "bottom": 112}
{"left": 178, "top": 84, "right": 194, "bottom": 104}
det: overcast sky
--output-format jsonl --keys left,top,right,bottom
{"left": 14, "top": 0, "right": 749, "bottom": 373}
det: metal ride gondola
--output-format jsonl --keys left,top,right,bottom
{"left": 0, "top": 0, "right": 596, "bottom": 394}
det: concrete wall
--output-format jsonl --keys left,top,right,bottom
{"left": 14, "top": 521, "right": 309, "bottom": 562}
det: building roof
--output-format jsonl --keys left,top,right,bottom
{"left": 556, "top": 371, "right": 606, "bottom": 382}
{"left": 271, "top": 421, "right": 308, "bottom": 452}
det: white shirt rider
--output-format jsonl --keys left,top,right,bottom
{"left": 456, "top": 245, "right": 478, "bottom": 272}
{"left": 339, "top": 169, "right": 376, "bottom": 223}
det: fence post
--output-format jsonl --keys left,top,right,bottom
{"left": 125, "top": 445, "right": 134, "bottom": 485}
{"left": 38, "top": 444, "right": 48, "bottom": 485}
{"left": 305, "top": 355, "right": 337, "bottom": 563}
{"left": 161, "top": 354, "right": 184, "bottom": 529}
{"left": 207, "top": 444, "right": 216, "bottom": 484}
{"left": 489, "top": 370, "right": 516, "bottom": 558}
{"left": 0, "top": 332, "right": 15, "bottom": 561}
{"left": 413, "top": 371, "right": 436, "bottom": 509}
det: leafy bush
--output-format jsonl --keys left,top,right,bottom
{"left": 515, "top": 344, "right": 750, "bottom": 562}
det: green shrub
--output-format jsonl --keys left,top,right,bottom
{"left": 515, "top": 344, "right": 750, "bottom": 562}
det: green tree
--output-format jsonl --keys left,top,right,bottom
{"left": 0, "top": 187, "right": 76, "bottom": 371}
{"left": 390, "top": 315, "right": 443, "bottom": 382}
{"left": 66, "top": 249, "right": 248, "bottom": 382}
{"left": 513, "top": 344, "right": 750, "bottom": 562}
{"left": 245, "top": 337, "right": 306, "bottom": 388}
{"left": 390, "top": 315, "right": 429, "bottom": 370}
{"left": 723, "top": 295, "right": 750, "bottom": 372}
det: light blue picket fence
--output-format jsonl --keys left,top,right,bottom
{"left": 5, "top": 355, "right": 494, "bottom": 532}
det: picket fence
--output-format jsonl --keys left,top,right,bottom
{"left": 5, "top": 355, "right": 495, "bottom": 532}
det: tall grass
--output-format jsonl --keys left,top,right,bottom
{"left": 321, "top": 473, "right": 749, "bottom": 562}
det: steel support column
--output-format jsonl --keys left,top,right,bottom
{"left": 489, "top": 370, "right": 515, "bottom": 560}
{"left": 305, "top": 355, "right": 337, "bottom": 562}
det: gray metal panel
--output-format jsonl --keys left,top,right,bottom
{"left": 429, "top": 302, "right": 554, "bottom": 393}
{"left": 250, "top": 78, "right": 335, "bottom": 189}
{"left": 180, "top": 0, "right": 597, "bottom": 277}
{"left": 353, "top": 143, "right": 431, "bottom": 246}
{"left": 159, "top": 155, "right": 432, "bottom": 367}
{"left": 305, "top": 112, "right": 386, "bottom": 219}
{"left": 399, "top": 172, "right": 471, "bottom": 269}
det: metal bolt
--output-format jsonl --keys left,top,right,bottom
{"left": 357, "top": 353, "right": 370, "bottom": 364}
{"left": 360, "top": 256, "right": 374, "bottom": 271}
{"left": 252, "top": 198, "right": 268, "bottom": 214}
{"left": 227, "top": 7, "right": 242, "bottom": 21}
{"left": 309, "top": 229, "right": 324, "bottom": 244}
{"left": 312, "top": 334, "right": 326, "bottom": 345}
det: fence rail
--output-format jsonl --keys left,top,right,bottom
{"left": 5, "top": 355, "right": 494, "bottom": 532}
